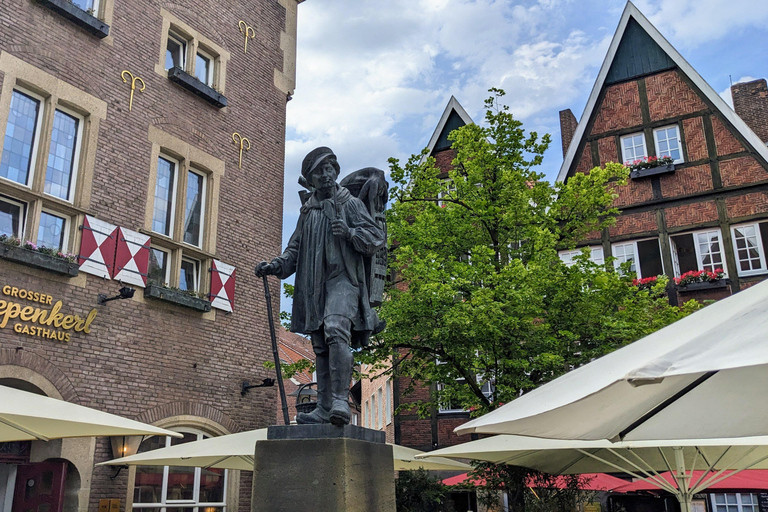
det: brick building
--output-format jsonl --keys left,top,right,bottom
{"left": 558, "top": 2, "right": 768, "bottom": 303}
{"left": 0, "top": 0, "right": 302, "bottom": 510}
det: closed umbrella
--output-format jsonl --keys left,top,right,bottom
{"left": 456, "top": 279, "right": 768, "bottom": 442}
{"left": 0, "top": 385, "right": 181, "bottom": 441}
{"left": 417, "top": 435, "right": 768, "bottom": 512}
{"left": 98, "top": 428, "right": 470, "bottom": 472}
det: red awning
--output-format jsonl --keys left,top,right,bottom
{"left": 614, "top": 470, "right": 768, "bottom": 493}
{"left": 443, "top": 473, "right": 629, "bottom": 491}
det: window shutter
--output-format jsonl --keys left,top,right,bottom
{"left": 112, "top": 227, "right": 150, "bottom": 287}
{"left": 78, "top": 215, "right": 118, "bottom": 279}
{"left": 209, "top": 260, "right": 235, "bottom": 312}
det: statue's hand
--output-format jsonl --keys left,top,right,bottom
{"left": 332, "top": 218, "right": 351, "bottom": 240}
{"left": 255, "top": 261, "right": 278, "bottom": 277}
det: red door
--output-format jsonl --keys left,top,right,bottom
{"left": 12, "top": 461, "right": 66, "bottom": 512}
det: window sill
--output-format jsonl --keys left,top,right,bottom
{"left": 167, "top": 67, "right": 227, "bottom": 108}
{"left": 677, "top": 279, "right": 729, "bottom": 292}
{"left": 0, "top": 245, "right": 79, "bottom": 277}
{"left": 630, "top": 163, "right": 676, "bottom": 179}
{"left": 36, "top": 0, "right": 110, "bottom": 38}
{"left": 144, "top": 283, "right": 212, "bottom": 312}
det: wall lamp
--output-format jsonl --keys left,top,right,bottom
{"left": 98, "top": 286, "right": 135, "bottom": 306}
{"left": 241, "top": 378, "right": 275, "bottom": 396}
{"left": 109, "top": 434, "right": 144, "bottom": 478}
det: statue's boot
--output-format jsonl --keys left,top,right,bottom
{"left": 297, "top": 351, "right": 332, "bottom": 424}
{"left": 328, "top": 340, "right": 353, "bottom": 426}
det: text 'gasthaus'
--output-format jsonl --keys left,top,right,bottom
{"left": 0, "top": 285, "right": 98, "bottom": 343}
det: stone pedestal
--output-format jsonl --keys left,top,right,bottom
{"left": 251, "top": 424, "right": 396, "bottom": 512}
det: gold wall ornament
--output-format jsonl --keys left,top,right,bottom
{"left": 232, "top": 132, "right": 251, "bottom": 169}
{"left": 238, "top": 20, "right": 256, "bottom": 54}
{"left": 121, "top": 70, "right": 146, "bottom": 112}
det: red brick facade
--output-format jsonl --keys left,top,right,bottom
{"left": 645, "top": 70, "right": 706, "bottom": 121}
{"left": 592, "top": 80, "right": 642, "bottom": 133}
{"left": 0, "top": 0, "right": 299, "bottom": 510}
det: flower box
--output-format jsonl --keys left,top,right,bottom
{"left": 144, "top": 283, "right": 212, "bottom": 312}
{"left": 0, "top": 244, "right": 79, "bottom": 277}
{"left": 677, "top": 279, "right": 730, "bottom": 292}
{"left": 167, "top": 67, "right": 227, "bottom": 108}
{"left": 36, "top": 0, "right": 110, "bottom": 38}
{"left": 630, "top": 162, "right": 675, "bottom": 179}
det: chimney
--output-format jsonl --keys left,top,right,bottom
{"left": 559, "top": 109, "right": 578, "bottom": 158}
{"left": 731, "top": 79, "right": 768, "bottom": 143}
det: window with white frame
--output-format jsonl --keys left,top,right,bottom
{"left": 653, "top": 125, "right": 684, "bottom": 164}
{"left": 70, "top": 0, "right": 99, "bottom": 15}
{"left": 366, "top": 399, "right": 371, "bottom": 428}
{"left": 133, "top": 429, "right": 226, "bottom": 511}
{"left": 710, "top": 493, "right": 759, "bottom": 512}
{"left": 385, "top": 380, "right": 392, "bottom": 425}
{"left": 0, "top": 84, "right": 97, "bottom": 253}
{"left": 559, "top": 246, "right": 605, "bottom": 266}
{"left": 377, "top": 387, "right": 383, "bottom": 429}
{"left": 620, "top": 132, "right": 647, "bottom": 164}
{"left": 148, "top": 151, "right": 211, "bottom": 293}
{"left": 670, "top": 229, "right": 726, "bottom": 276}
{"left": 195, "top": 49, "right": 214, "bottom": 86}
{"left": 731, "top": 222, "right": 768, "bottom": 276}
{"left": 611, "top": 239, "right": 664, "bottom": 278}
{"left": 371, "top": 393, "right": 377, "bottom": 429}
{"left": 437, "top": 380, "right": 465, "bottom": 413}
{"left": 165, "top": 32, "right": 187, "bottom": 71}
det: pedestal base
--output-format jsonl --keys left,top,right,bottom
{"left": 251, "top": 425, "right": 396, "bottom": 512}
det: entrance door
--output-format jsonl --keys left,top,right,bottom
{"left": 11, "top": 462, "right": 66, "bottom": 512}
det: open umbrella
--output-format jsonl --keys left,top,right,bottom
{"left": 614, "top": 470, "right": 768, "bottom": 492}
{"left": 0, "top": 385, "right": 181, "bottom": 441}
{"left": 416, "top": 435, "right": 768, "bottom": 512}
{"left": 442, "top": 472, "right": 629, "bottom": 491}
{"left": 456, "top": 279, "right": 768, "bottom": 442}
{"left": 98, "top": 428, "right": 470, "bottom": 472}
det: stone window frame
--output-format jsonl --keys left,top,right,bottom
{"left": 154, "top": 9, "right": 230, "bottom": 95}
{"left": 144, "top": 126, "right": 224, "bottom": 292}
{"left": 0, "top": 52, "right": 106, "bottom": 254}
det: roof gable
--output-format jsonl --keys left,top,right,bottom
{"left": 424, "top": 96, "right": 474, "bottom": 160}
{"left": 557, "top": 1, "right": 768, "bottom": 182}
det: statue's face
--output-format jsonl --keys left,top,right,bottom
{"left": 310, "top": 159, "right": 338, "bottom": 191}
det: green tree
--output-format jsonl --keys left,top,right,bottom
{"left": 363, "top": 88, "right": 700, "bottom": 417}
{"left": 396, "top": 469, "right": 448, "bottom": 512}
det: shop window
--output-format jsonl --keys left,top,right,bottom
{"left": 559, "top": 246, "right": 604, "bottom": 266}
{"left": 621, "top": 132, "right": 647, "bottom": 164}
{"left": 670, "top": 229, "right": 726, "bottom": 276}
{"left": 0, "top": 54, "right": 106, "bottom": 255}
{"left": 611, "top": 239, "right": 663, "bottom": 279}
{"left": 710, "top": 493, "right": 759, "bottom": 512}
{"left": 133, "top": 429, "right": 227, "bottom": 511}
{"left": 730, "top": 222, "right": 768, "bottom": 277}
{"left": 653, "top": 125, "right": 683, "bottom": 164}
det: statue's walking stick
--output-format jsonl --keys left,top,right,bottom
{"left": 263, "top": 274, "right": 290, "bottom": 425}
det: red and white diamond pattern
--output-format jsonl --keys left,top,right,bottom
{"left": 210, "top": 260, "right": 235, "bottom": 312}
{"left": 112, "top": 227, "right": 150, "bottom": 288}
{"left": 78, "top": 215, "right": 118, "bottom": 279}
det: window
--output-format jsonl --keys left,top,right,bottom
{"left": 385, "top": 380, "right": 392, "bottom": 425}
{"left": 195, "top": 50, "right": 213, "bottom": 86}
{"left": 146, "top": 127, "right": 223, "bottom": 298}
{"left": 133, "top": 430, "right": 227, "bottom": 511}
{"left": 710, "top": 493, "right": 759, "bottom": 512}
{"left": 377, "top": 388, "right": 383, "bottom": 429}
{"left": 0, "top": 53, "right": 107, "bottom": 255}
{"left": 166, "top": 32, "right": 187, "bottom": 71}
{"left": 670, "top": 229, "right": 726, "bottom": 276}
{"left": 612, "top": 239, "right": 663, "bottom": 279}
{"left": 621, "top": 132, "right": 647, "bottom": 164}
{"left": 437, "top": 381, "right": 465, "bottom": 413}
{"left": 653, "top": 125, "right": 683, "bottom": 164}
{"left": 71, "top": 0, "right": 99, "bottom": 14}
{"left": 365, "top": 399, "right": 371, "bottom": 428}
{"left": 156, "top": 10, "right": 230, "bottom": 94}
{"left": 731, "top": 222, "right": 768, "bottom": 276}
{"left": 371, "top": 394, "right": 376, "bottom": 429}
{"left": 559, "top": 246, "right": 604, "bottom": 266}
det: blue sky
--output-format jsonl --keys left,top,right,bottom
{"left": 277, "top": 0, "right": 768, "bottom": 306}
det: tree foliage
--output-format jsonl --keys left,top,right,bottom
{"left": 395, "top": 469, "right": 448, "bottom": 512}
{"left": 363, "top": 89, "right": 700, "bottom": 416}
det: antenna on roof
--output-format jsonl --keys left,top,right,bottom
{"left": 730, "top": 75, "right": 733, "bottom": 87}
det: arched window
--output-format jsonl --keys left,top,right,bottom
{"left": 132, "top": 428, "right": 227, "bottom": 511}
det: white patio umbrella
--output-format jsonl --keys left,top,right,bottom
{"left": 456, "top": 278, "right": 768, "bottom": 442}
{"left": 416, "top": 434, "right": 768, "bottom": 512}
{"left": 0, "top": 385, "right": 181, "bottom": 441}
{"left": 97, "top": 428, "right": 470, "bottom": 472}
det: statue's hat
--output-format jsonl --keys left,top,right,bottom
{"left": 301, "top": 147, "right": 338, "bottom": 179}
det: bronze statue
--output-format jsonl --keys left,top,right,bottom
{"left": 256, "top": 147, "right": 387, "bottom": 426}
